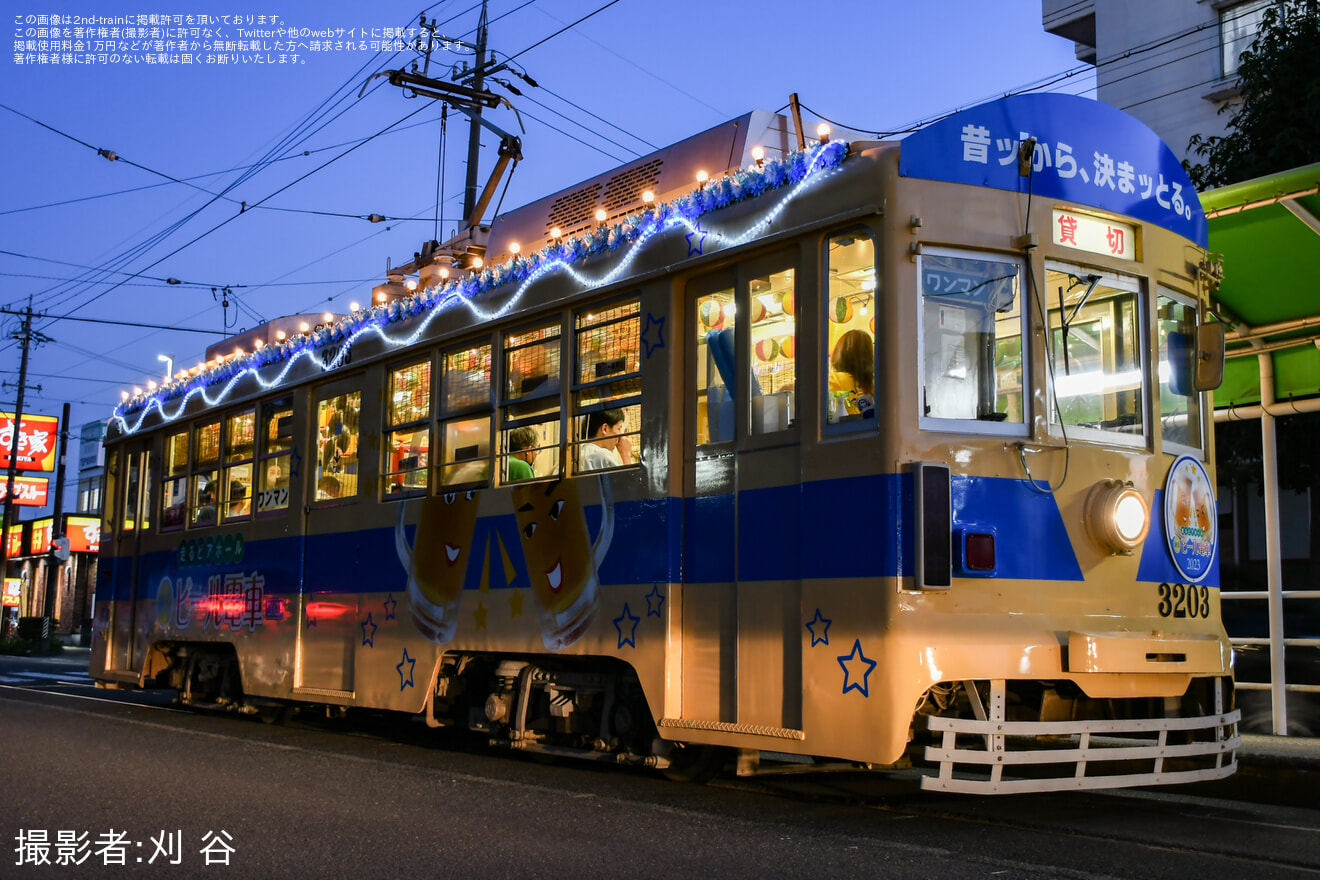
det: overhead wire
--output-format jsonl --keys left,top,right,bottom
{"left": 18, "top": 2, "right": 455, "bottom": 319}
{"left": 2, "top": 4, "right": 471, "bottom": 399}
{"left": 801, "top": 3, "right": 1256, "bottom": 140}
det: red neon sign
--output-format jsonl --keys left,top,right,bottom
{"left": 0, "top": 413, "right": 60, "bottom": 473}
{"left": 0, "top": 476, "right": 49, "bottom": 507}
{"left": 65, "top": 516, "right": 101, "bottom": 554}
{"left": 2, "top": 578, "right": 19, "bottom": 607}
{"left": 30, "top": 518, "right": 53, "bottom": 555}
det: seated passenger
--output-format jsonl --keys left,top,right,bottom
{"left": 227, "top": 481, "right": 250, "bottom": 517}
{"left": 829, "top": 329, "right": 875, "bottom": 418}
{"left": 579, "top": 409, "right": 632, "bottom": 472}
{"left": 506, "top": 426, "right": 539, "bottom": 482}
{"left": 194, "top": 484, "right": 217, "bottom": 525}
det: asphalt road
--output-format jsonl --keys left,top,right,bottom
{"left": 1, "top": 652, "right": 1318, "bottom": 879}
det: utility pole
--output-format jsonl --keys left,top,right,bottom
{"left": 462, "top": 0, "right": 490, "bottom": 223}
{"left": 378, "top": 0, "right": 522, "bottom": 239}
{"left": 40, "top": 401, "right": 70, "bottom": 653}
{"left": 0, "top": 296, "right": 46, "bottom": 635}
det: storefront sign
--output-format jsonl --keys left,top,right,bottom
{"left": 0, "top": 476, "right": 49, "bottom": 507}
{"left": 0, "top": 413, "right": 60, "bottom": 473}
{"left": 2, "top": 578, "right": 19, "bottom": 607}
{"left": 30, "top": 518, "right": 53, "bottom": 555}
{"left": 65, "top": 515, "right": 101, "bottom": 554}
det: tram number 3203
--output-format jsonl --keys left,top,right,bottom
{"left": 1157, "top": 583, "right": 1211, "bottom": 619}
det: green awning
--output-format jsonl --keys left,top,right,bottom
{"left": 1199, "top": 163, "right": 1320, "bottom": 408}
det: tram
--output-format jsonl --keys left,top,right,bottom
{"left": 91, "top": 93, "right": 1240, "bottom": 793}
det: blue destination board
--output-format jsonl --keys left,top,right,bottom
{"left": 899, "top": 93, "right": 1208, "bottom": 248}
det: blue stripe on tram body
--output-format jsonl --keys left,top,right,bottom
{"left": 111, "top": 472, "right": 1098, "bottom": 607}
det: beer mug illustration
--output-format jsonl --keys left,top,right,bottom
{"left": 513, "top": 475, "right": 614, "bottom": 651}
{"left": 1173, "top": 475, "right": 1192, "bottom": 531}
{"left": 1192, "top": 484, "right": 1211, "bottom": 535}
{"left": 396, "top": 490, "right": 482, "bottom": 644}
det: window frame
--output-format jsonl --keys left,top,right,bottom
{"left": 160, "top": 428, "right": 189, "bottom": 532}
{"left": 1219, "top": 0, "right": 1271, "bottom": 79}
{"left": 383, "top": 355, "right": 435, "bottom": 498}
{"left": 691, "top": 268, "right": 738, "bottom": 453}
{"left": 221, "top": 408, "right": 256, "bottom": 523}
{"left": 499, "top": 318, "right": 566, "bottom": 481}
{"left": 312, "top": 379, "right": 364, "bottom": 504}
{"left": 188, "top": 418, "right": 222, "bottom": 528}
{"left": 822, "top": 227, "right": 879, "bottom": 435}
{"left": 917, "top": 247, "right": 1030, "bottom": 438}
{"left": 1043, "top": 260, "right": 1150, "bottom": 448}
{"left": 437, "top": 336, "right": 495, "bottom": 490}
{"left": 1156, "top": 286, "right": 1207, "bottom": 460}
{"left": 256, "top": 395, "right": 294, "bottom": 517}
{"left": 570, "top": 294, "right": 643, "bottom": 476}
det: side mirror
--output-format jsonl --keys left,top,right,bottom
{"left": 1194, "top": 322, "right": 1225, "bottom": 391}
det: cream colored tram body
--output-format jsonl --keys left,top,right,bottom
{"left": 92, "top": 94, "right": 1238, "bottom": 793}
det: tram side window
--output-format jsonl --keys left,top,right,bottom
{"left": 695, "top": 286, "right": 736, "bottom": 444}
{"left": 439, "top": 341, "right": 493, "bottom": 487}
{"left": 315, "top": 390, "right": 361, "bottom": 500}
{"left": 1045, "top": 265, "right": 1145, "bottom": 439}
{"left": 103, "top": 447, "right": 118, "bottom": 540}
{"left": 190, "top": 420, "right": 221, "bottom": 527}
{"left": 749, "top": 269, "right": 796, "bottom": 435}
{"left": 920, "top": 252, "right": 1026, "bottom": 428}
{"left": 141, "top": 451, "right": 155, "bottom": 532}
{"left": 825, "top": 232, "right": 877, "bottom": 426}
{"left": 386, "top": 359, "right": 432, "bottom": 495}
{"left": 123, "top": 453, "right": 141, "bottom": 532}
{"left": 161, "top": 429, "right": 188, "bottom": 532}
{"left": 223, "top": 410, "right": 255, "bottom": 521}
{"left": 571, "top": 298, "right": 641, "bottom": 474}
{"left": 1157, "top": 290, "right": 1202, "bottom": 452}
{"left": 257, "top": 397, "right": 293, "bottom": 514}
{"left": 502, "top": 324, "right": 562, "bottom": 480}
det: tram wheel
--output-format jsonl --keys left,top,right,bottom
{"left": 258, "top": 705, "right": 292, "bottom": 725}
{"left": 661, "top": 744, "right": 728, "bottom": 784}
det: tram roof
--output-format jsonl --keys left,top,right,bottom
{"left": 1199, "top": 162, "right": 1320, "bottom": 408}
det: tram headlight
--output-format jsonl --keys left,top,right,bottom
{"left": 1085, "top": 479, "right": 1150, "bottom": 555}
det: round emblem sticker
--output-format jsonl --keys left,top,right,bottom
{"left": 1163, "top": 455, "right": 1216, "bottom": 583}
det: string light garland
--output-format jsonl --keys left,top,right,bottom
{"left": 113, "top": 141, "right": 848, "bottom": 435}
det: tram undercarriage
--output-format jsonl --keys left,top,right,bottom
{"left": 114, "top": 640, "right": 1240, "bottom": 794}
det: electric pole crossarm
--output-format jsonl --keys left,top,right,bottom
{"left": 386, "top": 70, "right": 501, "bottom": 109}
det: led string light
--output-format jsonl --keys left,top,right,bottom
{"left": 114, "top": 141, "right": 848, "bottom": 435}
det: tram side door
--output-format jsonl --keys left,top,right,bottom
{"left": 294, "top": 378, "right": 362, "bottom": 697}
{"left": 109, "top": 442, "right": 152, "bottom": 673}
{"left": 682, "top": 258, "right": 804, "bottom": 734}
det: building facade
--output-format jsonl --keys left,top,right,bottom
{"left": 1043, "top": 0, "right": 1273, "bottom": 162}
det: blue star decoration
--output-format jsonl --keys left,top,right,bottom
{"left": 641, "top": 313, "right": 665, "bottom": 358}
{"left": 361, "top": 612, "right": 377, "bottom": 648}
{"left": 290, "top": 446, "right": 302, "bottom": 479}
{"left": 307, "top": 612, "right": 317, "bottom": 629}
{"left": 837, "top": 639, "right": 877, "bottom": 697}
{"left": 614, "top": 603, "right": 640, "bottom": 649}
{"left": 645, "top": 584, "right": 665, "bottom": 617}
{"left": 805, "top": 609, "right": 831, "bottom": 647}
{"left": 383, "top": 594, "right": 397, "bottom": 620}
{"left": 685, "top": 222, "right": 708, "bottom": 256}
{"left": 397, "top": 648, "right": 416, "bottom": 690}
